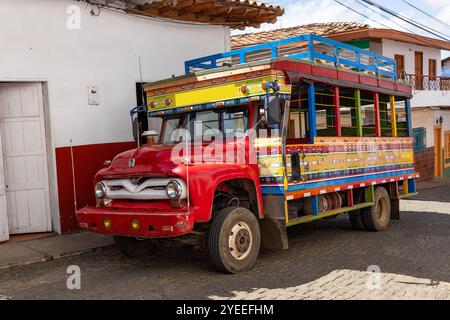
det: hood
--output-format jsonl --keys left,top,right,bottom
{"left": 96, "top": 144, "right": 179, "bottom": 179}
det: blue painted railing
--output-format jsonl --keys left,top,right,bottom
{"left": 184, "top": 34, "right": 397, "bottom": 80}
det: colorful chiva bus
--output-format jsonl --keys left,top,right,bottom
{"left": 77, "top": 34, "right": 418, "bottom": 273}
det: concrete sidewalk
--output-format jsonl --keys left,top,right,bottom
{"left": 416, "top": 179, "right": 450, "bottom": 191}
{"left": 0, "top": 232, "right": 113, "bottom": 269}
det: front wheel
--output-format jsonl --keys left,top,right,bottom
{"left": 208, "top": 207, "right": 261, "bottom": 274}
{"left": 114, "top": 236, "right": 157, "bottom": 258}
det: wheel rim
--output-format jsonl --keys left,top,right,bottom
{"left": 228, "top": 221, "right": 253, "bottom": 260}
{"left": 376, "top": 197, "right": 389, "bottom": 223}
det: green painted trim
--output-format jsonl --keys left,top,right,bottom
{"left": 286, "top": 202, "right": 374, "bottom": 226}
{"left": 355, "top": 89, "right": 363, "bottom": 137}
{"left": 365, "top": 185, "right": 375, "bottom": 203}
{"left": 345, "top": 39, "right": 370, "bottom": 49}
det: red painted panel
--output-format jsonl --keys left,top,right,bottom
{"left": 360, "top": 75, "right": 378, "bottom": 87}
{"left": 378, "top": 79, "right": 395, "bottom": 90}
{"left": 397, "top": 83, "right": 412, "bottom": 93}
{"left": 274, "top": 60, "right": 312, "bottom": 75}
{"left": 312, "top": 66, "right": 338, "bottom": 79}
{"left": 337, "top": 71, "right": 359, "bottom": 83}
{"left": 55, "top": 141, "right": 136, "bottom": 233}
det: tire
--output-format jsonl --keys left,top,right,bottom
{"left": 349, "top": 211, "right": 365, "bottom": 229}
{"left": 349, "top": 191, "right": 365, "bottom": 230}
{"left": 208, "top": 207, "right": 261, "bottom": 274}
{"left": 360, "top": 187, "right": 391, "bottom": 232}
{"left": 114, "top": 236, "right": 156, "bottom": 258}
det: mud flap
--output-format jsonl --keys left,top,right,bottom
{"left": 259, "top": 218, "right": 289, "bottom": 250}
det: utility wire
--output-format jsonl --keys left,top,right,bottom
{"left": 332, "top": 0, "right": 400, "bottom": 30}
{"left": 332, "top": 0, "right": 447, "bottom": 50}
{"left": 401, "top": 0, "right": 450, "bottom": 30}
{"left": 352, "top": 0, "right": 417, "bottom": 34}
{"left": 360, "top": 0, "right": 450, "bottom": 41}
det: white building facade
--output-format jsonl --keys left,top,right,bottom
{"left": 373, "top": 39, "right": 450, "bottom": 180}
{"left": 0, "top": 0, "right": 281, "bottom": 240}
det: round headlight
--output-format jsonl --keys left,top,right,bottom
{"left": 166, "top": 180, "right": 182, "bottom": 200}
{"left": 95, "top": 182, "right": 107, "bottom": 199}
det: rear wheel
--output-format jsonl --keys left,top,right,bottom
{"left": 360, "top": 187, "right": 391, "bottom": 231}
{"left": 208, "top": 207, "right": 261, "bottom": 274}
{"left": 114, "top": 236, "right": 157, "bottom": 258}
{"left": 349, "top": 190, "right": 365, "bottom": 230}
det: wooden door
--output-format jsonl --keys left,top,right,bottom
{"left": 434, "top": 126, "right": 443, "bottom": 177}
{"left": 415, "top": 52, "right": 423, "bottom": 90}
{"left": 0, "top": 83, "right": 52, "bottom": 234}
{"left": 444, "top": 130, "right": 450, "bottom": 169}
{"left": 394, "top": 54, "right": 405, "bottom": 80}
{"left": 429, "top": 59, "right": 437, "bottom": 79}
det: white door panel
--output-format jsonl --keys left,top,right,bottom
{"left": 0, "top": 130, "right": 8, "bottom": 242}
{"left": 0, "top": 83, "right": 51, "bottom": 235}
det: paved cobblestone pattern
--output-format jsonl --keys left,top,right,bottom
{"left": 0, "top": 186, "right": 449, "bottom": 300}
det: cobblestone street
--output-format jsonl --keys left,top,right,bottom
{"left": 0, "top": 186, "right": 449, "bottom": 300}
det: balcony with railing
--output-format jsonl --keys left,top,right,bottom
{"left": 404, "top": 74, "right": 450, "bottom": 91}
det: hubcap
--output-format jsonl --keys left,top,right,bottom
{"left": 228, "top": 221, "right": 253, "bottom": 260}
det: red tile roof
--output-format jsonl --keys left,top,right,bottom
{"left": 231, "top": 22, "right": 450, "bottom": 51}
{"left": 231, "top": 22, "right": 370, "bottom": 48}
{"left": 128, "top": 0, "right": 284, "bottom": 29}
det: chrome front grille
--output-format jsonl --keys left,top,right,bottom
{"left": 101, "top": 178, "right": 186, "bottom": 200}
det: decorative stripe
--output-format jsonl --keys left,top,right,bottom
{"left": 281, "top": 172, "right": 417, "bottom": 199}
{"left": 261, "top": 169, "right": 416, "bottom": 195}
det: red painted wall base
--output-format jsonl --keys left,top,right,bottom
{"left": 55, "top": 141, "right": 136, "bottom": 233}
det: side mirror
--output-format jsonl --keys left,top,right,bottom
{"left": 132, "top": 116, "right": 140, "bottom": 142}
{"left": 291, "top": 151, "right": 301, "bottom": 182}
{"left": 265, "top": 95, "right": 281, "bottom": 128}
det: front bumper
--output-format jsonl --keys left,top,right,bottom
{"left": 76, "top": 206, "right": 195, "bottom": 238}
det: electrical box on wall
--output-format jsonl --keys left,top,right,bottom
{"left": 88, "top": 85, "right": 99, "bottom": 105}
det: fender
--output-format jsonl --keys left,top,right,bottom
{"left": 174, "top": 163, "right": 264, "bottom": 222}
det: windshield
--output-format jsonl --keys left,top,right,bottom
{"left": 155, "top": 107, "right": 249, "bottom": 145}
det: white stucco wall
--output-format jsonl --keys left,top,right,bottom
{"left": 411, "top": 107, "right": 450, "bottom": 148}
{"left": 377, "top": 39, "right": 449, "bottom": 108}
{"left": 381, "top": 39, "right": 442, "bottom": 76}
{"left": 409, "top": 90, "right": 450, "bottom": 108}
{"left": 0, "top": 0, "right": 230, "bottom": 148}
{"left": 411, "top": 108, "right": 436, "bottom": 147}
{"left": 0, "top": 0, "right": 230, "bottom": 234}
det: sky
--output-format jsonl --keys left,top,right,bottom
{"left": 233, "top": 0, "right": 450, "bottom": 59}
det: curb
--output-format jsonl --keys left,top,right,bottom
{"left": 0, "top": 244, "right": 115, "bottom": 270}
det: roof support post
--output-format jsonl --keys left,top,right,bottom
{"left": 390, "top": 95, "right": 398, "bottom": 137}
{"left": 308, "top": 82, "right": 317, "bottom": 143}
{"left": 405, "top": 98, "right": 412, "bottom": 137}
{"left": 333, "top": 87, "right": 341, "bottom": 137}
{"left": 307, "top": 35, "right": 314, "bottom": 63}
{"left": 374, "top": 92, "right": 381, "bottom": 137}
{"left": 354, "top": 89, "right": 363, "bottom": 137}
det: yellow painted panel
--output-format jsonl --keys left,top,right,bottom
{"left": 148, "top": 75, "right": 292, "bottom": 111}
